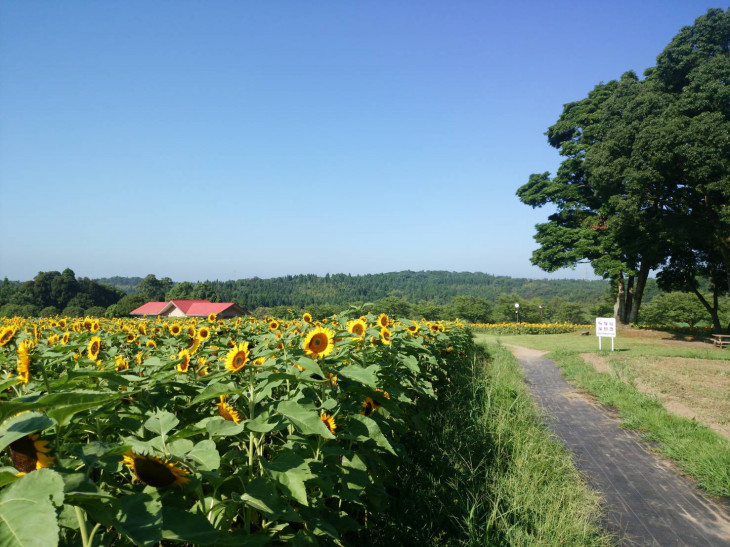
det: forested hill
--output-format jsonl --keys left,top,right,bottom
{"left": 98, "top": 271, "right": 613, "bottom": 309}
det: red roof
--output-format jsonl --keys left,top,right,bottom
{"left": 130, "top": 302, "right": 168, "bottom": 315}
{"left": 130, "top": 300, "right": 245, "bottom": 317}
{"left": 170, "top": 300, "right": 240, "bottom": 317}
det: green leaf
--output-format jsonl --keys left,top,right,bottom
{"left": 0, "top": 412, "right": 55, "bottom": 453}
{"left": 187, "top": 439, "right": 220, "bottom": 470}
{"left": 276, "top": 401, "right": 334, "bottom": 439}
{"left": 0, "top": 391, "right": 123, "bottom": 426}
{"left": 294, "top": 357, "right": 324, "bottom": 378}
{"left": 0, "top": 467, "right": 20, "bottom": 488}
{"left": 168, "top": 439, "right": 194, "bottom": 457}
{"left": 190, "top": 382, "right": 238, "bottom": 405}
{"left": 206, "top": 417, "right": 246, "bottom": 437}
{"left": 161, "top": 507, "right": 217, "bottom": 545}
{"left": 246, "top": 412, "right": 284, "bottom": 433}
{"left": 144, "top": 411, "right": 179, "bottom": 437}
{"left": 399, "top": 355, "right": 421, "bottom": 374}
{"left": 116, "top": 493, "right": 163, "bottom": 546}
{"left": 348, "top": 415, "right": 396, "bottom": 455}
{"left": 337, "top": 364, "right": 379, "bottom": 388}
{"left": 262, "top": 452, "right": 313, "bottom": 506}
{"left": 0, "top": 469, "right": 65, "bottom": 547}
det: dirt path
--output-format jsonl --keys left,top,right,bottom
{"left": 505, "top": 344, "right": 730, "bottom": 546}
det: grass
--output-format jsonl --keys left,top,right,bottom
{"left": 474, "top": 330, "right": 730, "bottom": 497}
{"left": 363, "top": 342, "right": 612, "bottom": 546}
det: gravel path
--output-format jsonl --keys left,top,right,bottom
{"left": 507, "top": 344, "right": 730, "bottom": 546}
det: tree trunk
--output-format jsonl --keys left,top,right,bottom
{"left": 624, "top": 276, "right": 635, "bottom": 324}
{"left": 628, "top": 263, "right": 651, "bottom": 324}
{"left": 691, "top": 287, "right": 722, "bottom": 331}
{"left": 614, "top": 273, "right": 626, "bottom": 323}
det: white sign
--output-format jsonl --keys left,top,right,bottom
{"left": 596, "top": 317, "right": 616, "bottom": 350}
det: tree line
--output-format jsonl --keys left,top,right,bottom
{"left": 518, "top": 9, "right": 730, "bottom": 330}
{"left": 3, "top": 269, "right": 727, "bottom": 327}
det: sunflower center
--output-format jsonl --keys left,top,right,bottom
{"left": 311, "top": 334, "right": 326, "bottom": 349}
{"left": 134, "top": 457, "right": 178, "bottom": 487}
{"left": 9, "top": 437, "right": 38, "bottom": 473}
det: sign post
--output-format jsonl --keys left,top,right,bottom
{"left": 596, "top": 317, "right": 616, "bottom": 351}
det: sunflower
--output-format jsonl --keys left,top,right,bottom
{"left": 361, "top": 397, "right": 381, "bottom": 417}
{"left": 407, "top": 322, "right": 421, "bottom": 336}
{"left": 197, "top": 326, "right": 211, "bottom": 342}
{"left": 346, "top": 319, "right": 367, "bottom": 337}
{"left": 138, "top": 323, "right": 148, "bottom": 335}
{"left": 0, "top": 326, "right": 16, "bottom": 347}
{"left": 9, "top": 434, "right": 54, "bottom": 473}
{"left": 168, "top": 323, "right": 182, "bottom": 336}
{"left": 17, "top": 339, "right": 34, "bottom": 384}
{"left": 302, "top": 327, "right": 335, "bottom": 359}
{"left": 196, "top": 357, "right": 209, "bottom": 376}
{"left": 377, "top": 313, "right": 390, "bottom": 328}
{"left": 320, "top": 412, "right": 336, "bottom": 435}
{"left": 207, "top": 313, "right": 217, "bottom": 323}
{"left": 126, "top": 333, "right": 137, "bottom": 343}
{"left": 87, "top": 336, "right": 102, "bottom": 360}
{"left": 216, "top": 396, "right": 242, "bottom": 424}
{"left": 61, "top": 331, "right": 70, "bottom": 345}
{"left": 57, "top": 318, "right": 67, "bottom": 329}
{"left": 145, "top": 339, "right": 157, "bottom": 349}
{"left": 269, "top": 319, "right": 279, "bottom": 331}
{"left": 380, "top": 327, "right": 392, "bottom": 345}
{"left": 177, "top": 349, "right": 191, "bottom": 373}
{"left": 224, "top": 342, "right": 250, "bottom": 372}
{"left": 123, "top": 451, "right": 189, "bottom": 488}
{"left": 302, "top": 312, "right": 313, "bottom": 324}
{"left": 115, "top": 355, "right": 129, "bottom": 371}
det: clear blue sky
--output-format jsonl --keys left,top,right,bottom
{"left": 0, "top": 1, "right": 719, "bottom": 282}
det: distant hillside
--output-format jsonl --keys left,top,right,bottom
{"left": 94, "top": 276, "right": 144, "bottom": 294}
{"left": 94, "top": 270, "right": 618, "bottom": 308}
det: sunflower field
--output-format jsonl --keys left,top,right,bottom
{"left": 0, "top": 312, "right": 471, "bottom": 546}
{"left": 468, "top": 322, "right": 592, "bottom": 335}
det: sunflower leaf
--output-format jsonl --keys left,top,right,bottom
{"left": 187, "top": 439, "right": 220, "bottom": 470}
{"left": 0, "top": 411, "right": 56, "bottom": 453}
{"left": 206, "top": 417, "right": 246, "bottom": 437}
{"left": 276, "top": 401, "right": 335, "bottom": 439}
{"left": 261, "top": 452, "right": 313, "bottom": 506}
{"left": 347, "top": 415, "right": 396, "bottom": 455}
{"left": 337, "top": 365, "right": 379, "bottom": 389}
{"left": 0, "top": 468, "right": 64, "bottom": 547}
{"left": 190, "top": 381, "right": 239, "bottom": 405}
{"left": 144, "top": 411, "right": 179, "bottom": 437}
{"left": 116, "top": 493, "right": 163, "bottom": 545}
{"left": 161, "top": 507, "right": 217, "bottom": 545}
{"left": 0, "top": 467, "right": 20, "bottom": 488}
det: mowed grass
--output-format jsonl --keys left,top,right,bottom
{"left": 474, "top": 329, "right": 730, "bottom": 497}
{"left": 364, "top": 343, "right": 612, "bottom": 546}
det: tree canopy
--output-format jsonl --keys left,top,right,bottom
{"left": 518, "top": 8, "right": 730, "bottom": 327}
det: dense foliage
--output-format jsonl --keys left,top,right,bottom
{"left": 0, "top": 312, "right": 471, "bottom": 545}
{"left": 518, "top": 8, "right": 730, "bottom": 328}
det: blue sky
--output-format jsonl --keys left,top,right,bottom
{"left": 0, "top": 1, "right": 719, "bottom": 282}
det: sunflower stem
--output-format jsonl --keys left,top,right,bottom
{"left": 87, "top": 522, "right": 102, "bottom": 547}
{"left": 74, "top": 506, "right": 90, "bottom": 547}
{"left": 37, "top": 358, "right": 52, "bottom": 394}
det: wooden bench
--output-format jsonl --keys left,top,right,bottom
{"left": 710, "top": 334, "right": 730, "bottom": 348}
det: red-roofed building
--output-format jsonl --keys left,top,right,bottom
{"left": 130, "top": 299, "right": 247, "bottom": 318}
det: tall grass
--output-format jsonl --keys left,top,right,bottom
{"left": 363, "top": 343, "right": 612, "bottom": 546}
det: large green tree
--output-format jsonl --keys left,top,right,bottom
{"left": 519, "top": 8, "right": 729, "bottom": 325}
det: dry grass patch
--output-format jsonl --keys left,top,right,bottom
{"left": 580, "top": 353, "right": 730, "bottom": 440}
